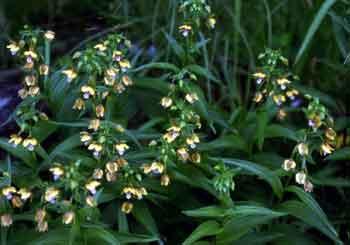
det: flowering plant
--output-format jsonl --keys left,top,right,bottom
{"left": 0, "top": 1, "right": 347, "bottom": 244}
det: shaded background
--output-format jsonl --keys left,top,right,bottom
{"left": 0, "top": 0, "right": 350, "bottom": 241}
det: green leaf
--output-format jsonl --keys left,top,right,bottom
{"left": 264, "top": 124, "right": 299, "bottom": 141}
{"left": 114, "top": 232, "right": 159, "bottom": 244}
{"left": 133, "top": 62, "right": 180, "bottom": 73}
{"left": 256, "top": 109, "right": 269, "bottom": 150}
{"left": 216, "top": 206, "right": 285, "bottom": 243}
{"left": 326, "top": 147, "right": 350, "bottom": 161}
{"left": 232, "top": 232, "right": 283, "bottom": 245}
{"left": 295, "top": 0, "right": 337, "bottom": 64}
{"left": 84, "top": 226, "right": 121, "bottom": 245}
{"left": 183, "top": 221, "right": 222, "bottom": 245}
{"left": 183, "top": 206, "right": 229, "bottom": 218}
{"left": 132, "top": 202, "right": 159, "bottom": 237}
{"left": 285, "top": 186, "right": 339, "bottom": 240}
{"left": 198, "top": 135, "right": 248, "bottom": 153}
{"left": 47, "top": 133, "right": 82, "bottom": 162}
{"left": 212, "top": 158, "right": 283, "bottom": 198}
{"left": 26, "top": 228, "right": 71, "bottom": 245}
{"left": 134, "top": 77, "right": 169, "bottom": 94}
{"left": 185, "top": 64, "right": 220, "bottom": 83}
{"left": 276, "top": 200, "right": 342, "bottom": 244}
{"left": 0, "top": 138, "right": 35, "bottom": 168}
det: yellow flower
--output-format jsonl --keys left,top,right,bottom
{"left": 179, "top": 25, "right": 192, "bottom": 37}
{"left": 113, "top": 50, "right": 123, "bottom": 61}
{"left": 62, "top": 211, "right": 75, "bottom": 225}
{"left": 1, "top": 214, "right": 13, "bottom": 227}
{"left": 116, "top": 158, "right": 128, "bottom": 168}
{"left": 142, "top": 162, "right": 164, "bottom": 175}
{"left": 88, "top": 119, "right": 100, "bottom": 131}
{"left": 37, "top": 221, "right": 48, "bottom": 232}
{"left": 115, "top": 143, "right": 129, "bottom": 155}
{"left": 106, "top": 68, "right": 119, "bottom": 78}
{"left": 39, "top": 64, "right": 49, "bottom": 75}
{"left": 22, "top": 137, "right": 38, "bottom": 151}
{"left": 253, "top": 92, "right": 263, "bottom": 103}
{"left": 81, "top": 85, "right": 95, "bottom": 99}
{"left": 276, "top": 77, "right": 291, "bottom": 90}
{"left": 73, "top": 98, "right": 85, "bottom": 110}
{"left": 304, "top": 180, "right": 314, "bottom": 193}
{"left": 325, "top": 128, "right": 336, "bottom": 141}
{"left": 134, "top": 187, "right": 147, "bottom": 200}
{"left": 207, "top": 17, "right": 216, "bottom": 29}
{"left": 122, "top": 75, "right": 133, "bottom": 86}
{"left": 277, "top": 109, "right": 287, "bottom": 121}
{"left": 308, "top": 115, "right": 322, "bottom": 129}
{"left": 18, "top": 188, "right": 32, "bottom": 201}
{"left": 24, "top": 50, "right": 38, "bottom": 60}
{"left": 185, "top": 93, "right": 199, "bottom": 104}
{"left": 80, "top": 131, "right": 92, "bottom": 145}
{"left": 24, "top": 75, "right": 36, "bottom": 86}
{"left": 18, "top": 88, "right": 28, "bottom": 99}
{"left": 119, "top": 60, "right": 131, "bottom": 72}
{"left": 11, "top": 196, "right": 23, "bottom": 208}
{"left": 94, "top": 44, "right": 107, "bottom": 52}
{"left": 104, "top": 77, "right": 115, "bottom": 86}
{"left": 85, "top": 180, "right": 101, "bottom": 195}
{"left": 177, "top": 148, "right": 189, "bottom": 161}
{"left": 106, "top": 161, "right": 119, "bottom": 173}
{"left": 2, "top": 186, "right": 16, "bottom": 199}
{"left": 114, "top": 83, "right": 126, "bottom": 94}
{"left": 320, "top": 143, "right": 334, "bottom": 156}
{"left": 93, "top": 168, "right": 104, "bottom": 180}
{"left": 6, "top": 43, "right": 20, "bottom": 55}
{"left": 272, "top": 94, "right": 286, "bottom": 106}
{"left": 8, "top": 134, "right": 22, "bottom": 147}
{"left": 186, "top": 134, "right": 200, "bottom": 148}
{"left": 253, "top": 72, "right": 266, "bottom": 79}
{"left": 88, "top": 143, "right": 103, "bottom": 157}
{"left": 282, "top": 159, "right": 296, "bottom": 171}
{"left": 295, "top": 172, "right": 307, "bottom": 185}
{"left": 253, "top": 72, "right": 266, "bottom": 84}
{"left": 106, "top": 172, "right": 117, "bottom": 182}
{"left": 297, "top": 143, "right": 309, "bottom": 156}
{"left": 121, "top": 202, "right": 133, "bottom": 214}
{"left": 35, "top": 209, "right": 47, "bottom": 223}
{"left": 160, "top": 97, "right": 173, "bottom": 108}
{"left": 115, "top": 124, "right": 125, "bottom": 133}
{"left": 95, "top": 104, "right": 105, "bottom": 118}
{"left": 161, "top": 174, "right": 170, "bottom": 186}
{"left": 49, "top": 166, "right": 64, "bottom": 181}
{"left": 163, "top": 126, "right": 181, "bottom": 143}
{"left": 286, "top": 89, "right": 299, "bottom": 99}
{"left": 122, "top": 187, "right": 136, "bottom": 200}
{"left": 190, "top": 152, "right": 201, "bottom": 163}
{"left": 86, "top": 195, "right": 97, "bottom": 207}
{"left": 62, "top": 69, "right": 77, "bottom": 82}
{"left": 122, "top": 187, "right": 147, "bottom": 200}
{"left": 28, "top": 86, "right": 40, "bottom": 97}
{"left": 44, "top": 30, "right": 55, "bottom": 41}
{"left": 44, "top": 187, "right": 60, "bottom": 203}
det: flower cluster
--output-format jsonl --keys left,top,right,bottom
{"left": 252, "top": 49, "right": 299, "bottom": 107}
{"left": 253, "top": 49, "right": 338, "bottom": 192}
{"left": 148, "top": 70, "right": 202, "bottom": 188}
{"left": 281, "top": 96, "right": 337, "bottom": 192}
{"left": 65, "top": 33, "right": 133, "bottom": 113}
{"left": 2, "top": 29, "right": 145, "bottom": 230}
{"left": 178, "top": 0, "right": 216, "bottom": 37}
{"left": 6, "top": 27, "right": 54, "bottom": 153}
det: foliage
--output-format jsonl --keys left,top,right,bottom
{"left": 0, "top": 0, "right": 350, "bottom": 244}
